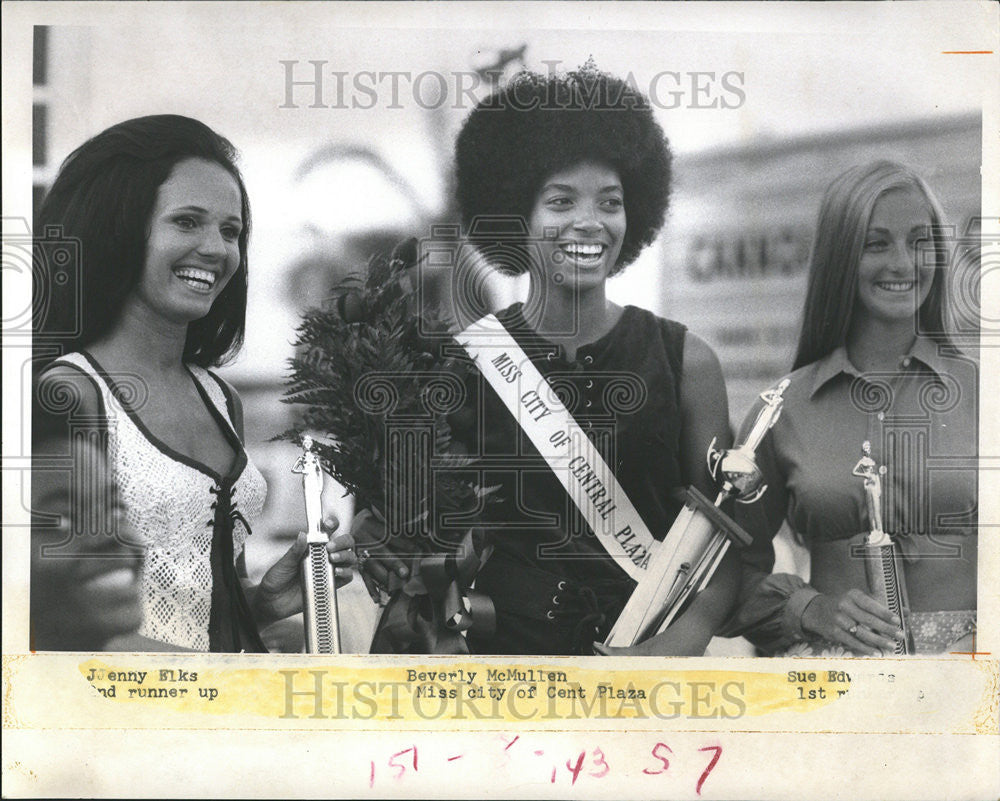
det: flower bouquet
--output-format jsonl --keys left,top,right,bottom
{"left": 280, "top": 240, "right": 498, "bottom": 653}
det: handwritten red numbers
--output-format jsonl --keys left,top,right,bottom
{"left": 696, "top": 745, "right": 722, "bottom": 796}
{"left": 642, "top": 742, "right": 674, "bottom": 775}
{"left": 367, "top": 738, "right": 721, "bottom": 792}
{"left": 589, "top": 747, "right": 610, "bottom": 779}
{"left": 388, "top": 745, "right": 417, "bottom": 779}
{"left": 554, "top": 748, "right": 609, "bottom": 785}
{"left": 641, "top": 742, "right": 722, "bottom": 794}
{"left": 565, "top": 751, "right": 586, "bottom": 785}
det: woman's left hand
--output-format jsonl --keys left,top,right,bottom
{"left": 253, "top": 515, "right": 356, "bottom": 626}
{"left": 593, "top": 629, "right": 707, "bottom": 657}
{"left": 593, "top": 641, "right": 655, "bottom": 657}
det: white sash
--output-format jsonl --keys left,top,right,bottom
{"left": 456, "top": 314, "right": 657, "bottom": 582}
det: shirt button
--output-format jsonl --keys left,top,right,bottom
{"left": 877, "top": 411, "right": 885, "bottom": 421}
{"left": 585, "top": 380, "right": 594, "bottom": 389}
{"left": 901, "top": 357, "right": 911, "bottom": 368}
{"left": 583, "top": 355, "right": 594, "bottom": 364}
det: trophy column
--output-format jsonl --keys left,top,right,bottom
{"left": 293, "top": 436, "right": 342, "bottom": 654}
{"left": 853, "top": 441, "right": 914, "bottom": 655}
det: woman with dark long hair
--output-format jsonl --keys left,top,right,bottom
{"left": 34, "top": 115, "right": 354, "bottom": 651}
{"left": 725, "top": 161, "right": 977, "bottom": 656}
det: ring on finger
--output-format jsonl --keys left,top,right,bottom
{"left": 848, "top": 624, "right": 860, "bottom": 636}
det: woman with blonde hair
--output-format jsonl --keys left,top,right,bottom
{"left": 726, "top": 160, "right": 977, "bottom": 656}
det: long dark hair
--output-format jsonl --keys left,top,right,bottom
{"left": 793, "top": 160, "right": 949, "bottom": 370}
{"left": 34, "top": 114, "right": 251, "bottom": 367}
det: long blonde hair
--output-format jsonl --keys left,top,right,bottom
{"left": 793, "top": 160, "right": 950, "bottom": 370}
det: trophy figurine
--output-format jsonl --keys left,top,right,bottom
{"left": 605, "top": 379, "right": 790, "bottom": 647}
{"left": 852, "top": 441, "right": 914, "bottom": 655}
{"left": 292, "top": 436, "right": 341, "bottom": 654}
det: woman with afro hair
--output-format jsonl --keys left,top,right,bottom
{"left": 358, "top": 67, "right": 736, "bottom": 656}
{"left": 455, "top": 67, "right": 738, "bottom": 656}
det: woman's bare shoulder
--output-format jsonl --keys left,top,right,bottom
{"left": 37, "top": 362, "right": 103, "bottom": 419}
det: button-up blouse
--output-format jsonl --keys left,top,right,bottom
{"left": 723, "top": 336, "right": 978, "bottom": 653}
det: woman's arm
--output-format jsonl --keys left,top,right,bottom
{"left": 603, "top": 334, "right": 735, "bottom": 656}
{"left": 715, "top": 390, "right": 809, "bottom": 653}
{"left": 678, "top": 332, "right": 732, "bottom": 497}
{"left": 37, "top": 365, "right": 104, "bottom": 421}
{"left": 32, "top": 367, "right": 152, "bottom": 651}
{"left": 658, "top": 333, "right": 736, "bottom": 653}
{"left": 723, "top": 394, "right": 900, "bottom": 655}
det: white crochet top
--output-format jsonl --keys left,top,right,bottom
{"left": 52, "top": 352, "right": 268, "bottom": 651}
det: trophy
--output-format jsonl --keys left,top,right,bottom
{"left": 292, "top": 436, "right": 341, "bottom": 654}
{"left": 605, "top": 379, "right": 790, "bottom": 647}
{"left": 852, "top": 441, "right": 914, "bottom": 655}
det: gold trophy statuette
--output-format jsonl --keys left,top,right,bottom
{"left": 292, "top": 436, "right": 341, "bottom": 654}
{"left": 852, "top": 441, "right": 914, "bottom": 655}
{"left": 605, "top": 379, "right": 790, "bottom": 647}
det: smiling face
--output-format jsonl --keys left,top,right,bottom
{"left": 130, "top": 157, "right": 244, "bottom": 326}
{"left": 528, "top": 161, "right": 626, "bottom": 294}
{"left": 854, "top": 187, "right": 935, "bottom": 329}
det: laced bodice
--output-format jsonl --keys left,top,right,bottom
{"left": 51, "top": 352, "right": 268, "bottom": 651}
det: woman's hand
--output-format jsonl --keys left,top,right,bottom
{"left": 800, "top": 589, "right": 904, "bottom": 655}
{"left": 351, "top": 508, "right": 415, "bottom": 603}
{"left": 593, "top": 629, "right": 706, "bottom": 657}
{"left": 593, "top": 609, "right": 714, "bottom": 657}
{"left": 252, "top": 515, "right": 355, "bottom": 627}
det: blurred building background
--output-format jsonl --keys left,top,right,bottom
{"left": 31, "top": 21, "right": 984, "bottom": 654}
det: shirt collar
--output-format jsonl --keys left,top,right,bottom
{"left": 809, "top": 346, "right": 859, "bottom": 398}
{"left": 907, "top": 335, "right": 954, "bottom": 377}
{"left": 809, "top": 336, "right": 953, "bottom": 398}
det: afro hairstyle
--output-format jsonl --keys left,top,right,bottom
{"left": 454, "top": 66, "right": 672, "bottom": 276}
